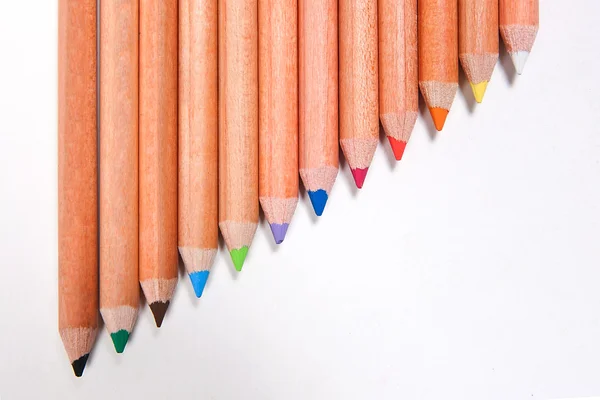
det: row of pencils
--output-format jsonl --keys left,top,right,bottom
{"left": 58, "top": 0, "right": 539, "bottom": 377}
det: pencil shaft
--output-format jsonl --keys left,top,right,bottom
{"left": 259, "top": 0, "right": 298, "bottom": 238}
{"left": 58, "top": 0, "right": 98, "bottom": 375}
{"left": 418, "top": 0, "right": 458, "bottom": 130}
{"left": 179, "top": 0, "right": 218, "bottom": 294}
{"left": 339, "top": 0, "right": 379, "bottom": 186}
{"left": 139, "top": 0, "right": 178, "bottom": 323}
{"left": 99, "top": 0, "right": 139, "bottom": 344}
{"left": 298, "top": 0, "right": 338, "bottom": 214}
{"left": 378, "top": 0, "right": 418, "bottom": 159}
{"left": 459, "top": 0, "right": 498, "bottom": 82}
{"left": 219, "top": 0, "right": 259, "bottom": 269}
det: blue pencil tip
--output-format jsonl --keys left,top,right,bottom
{"left": 188, "top": 271, "right": 210, "bottom": 298}
{"left": 308, "top": 189, "right": 328, "bottom": 216}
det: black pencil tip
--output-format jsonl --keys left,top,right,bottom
{"left": 71, "top": 353, "right": 90, "bottom": 377}
{"left": 149, "top": 301, "right": 170, "bottom": 328}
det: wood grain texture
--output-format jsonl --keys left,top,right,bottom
{"left": 99, "top": 0, "right": 139, "bottom": 334}
{"left": 178, "top": 0, "right": 218, "bottom": 276}
{"left": 459, "top": 0, "right": 498, "bottom": 87}
{"left": 378, "top": 0, "right": 418, "bottom": 159}
{"left": 298, "top": 0, "right": 338, "bottom": 212}
{"left": 499, "top": 0, "right": 538, "bottom": 53}
{"left": 339, "top": 0, "right": 379, "bottom": 182}
{"left": 139, "top": 0, "right": 178, "bottom": 313}
{"left": 258, "top": 0, "right": 298, "bottom": 231}
{"left": 418, "top": 0, "right": 458, "bottom": 129}
{"left": 219, "top": 0, "right": 259, "bottom": 264}
{"left": 58, "top": 0, "right": 98, "bottom": 372}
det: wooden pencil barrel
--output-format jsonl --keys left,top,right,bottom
{"left": 99, "top": 0, "right": 139, "bottom": 333}
{"left": 139, "top": 0, "right": 178, "bottom": 320}
{"left": 58, "top": 0, "right": 98, "bottom": 371}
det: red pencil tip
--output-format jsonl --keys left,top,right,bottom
{"left": 351, "top": 167, "right": 369, "bottom": 189}
{"left": 429, "top": 107, "right": 449, "bottom": 131}
{"left": 387, "top": 137, "right": 407, "bottom": 160}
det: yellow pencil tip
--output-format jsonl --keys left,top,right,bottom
{"left": 470, "top": 81, "right": 488, "bottom": 103}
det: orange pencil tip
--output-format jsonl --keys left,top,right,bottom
{"left": 387, "top": 137, "right": 407, "bottom": 161}
{"left": 429, "top": 107, "right": 449, "bottom": 131}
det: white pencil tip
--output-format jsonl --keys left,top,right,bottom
{"left": 511, "top": 51, "right": 529, "bottom": 75}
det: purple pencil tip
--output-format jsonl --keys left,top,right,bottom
{"left": 269, "top": 223, "right": 289, "bottom": 244}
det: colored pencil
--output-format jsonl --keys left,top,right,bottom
{"left": 139, "top": 0, "right": 178, "bottom": 327}
{"left": 418, "top": 0, "right": 458, "bottom": 131}
{"left": 378, "top": 0, "right": 418, "bottom": 161}
{"left": 58, "top": 0, "right": 97, "bottom": 377}
{"left": 258, "top": 0, "right": 298, "bottom": 244}
{"left": 499, "top": 0, "right": 538, "bottom": 74}
{"left": 339, "top": 0, "right": 379, "bottom": 188}
{"left": 459, "top": 0, "right": 498, "bottom": 103}
{"left": 179, "top": 0, "right": 218, "bottom": 297}
{"left": 219, "top": 0, "right": 259, "bottom": 271}
{"left": 100, "top": 0, "right": 139, "bottom": 353}
{"left": 298, "top": 0, "right": 338, "bottom": 215}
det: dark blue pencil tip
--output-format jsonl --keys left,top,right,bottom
{"left": 189, "top": 271, "right": 210, "bottom": 298}
{"left": 308, "top": 189, "right": 328, "bottom": 216}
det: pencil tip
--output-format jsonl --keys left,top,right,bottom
{"left": 470, "top": 81, "right": 488, "bottom": 103}
{"left": 511, "top": 51, "right": 529, "bottom": 75}
{"left": 189, "top": 271, "right": 210, "bottom": 298}
{"left": 110, "top": 330, "right": 130, "bottom": 353}
{"left": 230, "top": 246, "right": 249, "bottom": 271}
{"left": 149, "top": 301, "right": 170, "bottom": 327}
{"left": 429, "top": 107, "right": 449, "bottom": 131}
{"left": 71, "top": 353, "right": 89, "bottom": 377}
{"left": 269, "top": 223, "right": 289, "bottom": 244}
{"left": 351, "top": 167, "right": 369, "bottom": 189}
{"left": 387, "top": 137, "right": 407, "bottom": 160}
{"left": 307, "top": 189, "right": 328, "bottom": 216}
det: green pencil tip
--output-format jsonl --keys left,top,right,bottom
{"left": 230, "top": 246, "right": 249, "bottom": 271}
{"left": 110, "top": 330, "right": 130, "bottom": 353}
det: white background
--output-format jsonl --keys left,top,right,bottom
{"left": 1, "top": 0, "right": 599, "bottom": 399}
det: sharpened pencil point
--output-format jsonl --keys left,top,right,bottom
{"left": 110, "top": 330, "right": 130, "bottom": 353}
{"left": 387, "top": 137, "right": 407, "bottom": 160}
{"left": 230, "top": 246, "right": 249, "bottom": 271}
{"left": 351, "top": 167, "right": 369, "bottom": 189}
{"left": 149, "top": 301, "right": 170, "bottom": 328}
{"left": 307, "top": 190, "right": 328, "bottom": 216}
{"left": 510, "top": 51, "right": 529, "bottom": 75}
{"left": 470, "top": 81, "right": 488, "bottom": 103}
{"left": 429, "top": 107, "right": 449, "bottom": 131}
{"left": 269, "top": 223, "right": 289, "bottom": 244}
{"left": 189, "top": 271, "right": 210, "bottom": 298}
{"left": 71, "top": 353, "right": 89, "bottom": 377}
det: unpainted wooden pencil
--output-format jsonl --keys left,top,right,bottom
{"left": 219, "top": 0, "right": 259, "bottom": 271}
{"left": 298, "top": 0, "right": 339, "bottom": 215}
{"left": 139, "top": 0, "right": 178, "bottom": 327}
{"left": 499, "top": 0, "right": 538, "bottom": 74}
{"left": 259, "top": 0, "right": 298, "bottom": 244}
{"left": 58, "top": 0, "right": 98, "bottom": 377}
{"left": 100, "top": 0, "right": 139, "bottom": 353}
{"left": 418, "top": 0, "right": 458, "bottom": 131}
{"left": 379, "top": 0, "right": 418, "bottom": 160}
{"left": 459, "top": 0, "right": 499, "bottom": 103}
{"left": 179, "top": 0, "right": 218, "bottom": 298}
{"left": 339, "top": 0, "right": 379, "bottom": 189}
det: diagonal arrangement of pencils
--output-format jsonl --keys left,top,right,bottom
{"left": 58, "top": 0, "right": 539, "bottom": 376}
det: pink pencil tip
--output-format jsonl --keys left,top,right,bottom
{"left": 350, "top": 167, "right": 369, "bottom": 189}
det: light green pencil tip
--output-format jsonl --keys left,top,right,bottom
{"left": 230, "top": 246, "right": 249, "bottom": 271}
{"left": 110, "top": 330, "right": 130, "bottom": 353}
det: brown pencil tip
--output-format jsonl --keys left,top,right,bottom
{"left": 429, "top": 107, "right": 449, "bottom": 131}
{"left": 149, "top": 301, "right": 170, "bottom": 328}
